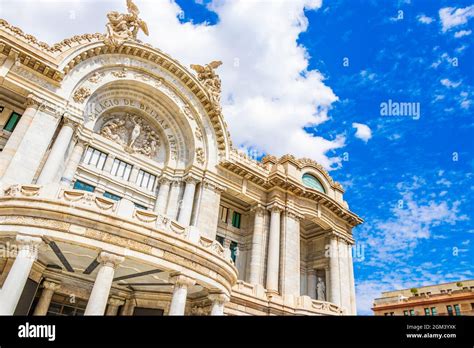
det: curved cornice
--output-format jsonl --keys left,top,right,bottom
{"left": 0, "top": 23, "right": 232, "bottom": 157}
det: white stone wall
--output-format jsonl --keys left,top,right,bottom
{"left": 1, "top": 109, "right": 59, "bottom": 185}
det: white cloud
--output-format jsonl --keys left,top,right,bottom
{"left": 352, "top": 122, "right": 372, "bottom": 143}
{"left": 417, "top": 14, "right": 434, "bottom": 24}
{"left": 440, "top": 78, "right": 461, "bottom": 88}
{"left": 0, "top": 0, "right": 347, "bottom": 169}
{"left": 454, "top": 29, "right": 472, "bottom": 38}
{"left": 439, "top": 5, "right": 474, "bottom": 32}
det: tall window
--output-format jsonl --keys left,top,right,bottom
{"left": 409, "top": 309, "right": 415, "bottom": 316}
{"left": 83, "top": 147, "right": 107, "bottom": 170}
{"left": 302, "top": 173, "right": 325, "bottom": 193}
{"left": 73, "top": 180, "right": 95, "bottom": 192}
{"left": 136, "top": 170, "right": 156, "bottom": 191}
{"left": 231, "top": 211, "right": 241, "bottom": 229}
{"left": 454, "top": 304, "right": 461, "bottom": 316}
{"left": 431, "top": 307, "right": 437, "bottom": 316}
{"left": 403, "top": 310, "right": 409, "bottom": 316}
{"left": 3, "top": 112, "right": 22, "bottom": 132}
{"left": 424, "top": 308, "right": 430, "bottom": 316}
{"left": 111, "top": 159, "right": 132, "bottom": 180}
{"left": 220, "top": 205, "right": 229, "bottom": 223}
{"left": 446, "top": 305, "right": 453, "bottom": 316}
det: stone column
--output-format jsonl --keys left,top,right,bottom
{"left": 347, "top": 243, "right": 357, "bottom": 314}
{"left": 119, "top": 298, "right": 136, "bottom": 316}
{"left": 177, "top": 177, "right": 198, "bottom": 226}
{"left": 33, "top": 279, "right": 61, "bottom": 316}
{"left": 166, "top": 180, "right": 181, "bottom": 220}
{"left": 329, "top": 236, "right": 341, "bottom": 306}
{"left": 248, "top": 206, "right": 265, "bottom": 285}
{"left": 129, "top": 166, "right": 140, "bottom": 184}
{"left": 105, "top": 297, "right": 125, "bottom": 316}
{"left": 60, "top": 139, "right": 86, "bottom": 186}
{"left": 208, "top": 292, "right": 230, "bottom": 316}
{"left": 0, "top": 235, "right": 42, "bottom": 315}
{"left": 154, "top": 178, "right": 170, "bottom": 214}
{"left": 280, "top": 211, "right": 301, "bottom": 296}
{"left": 168, "top": 273, "right": 195, "bottom": 316}
{"left": 103, "top": 154, "right": 115, "bottom": 173}
{"left": 266, "top": 206, "right": 282, "bottom": 293}
{"left": 338, "top": 239, "right": 351, "bottom": 313}
{"left": 306, "top": 269, "right": 317, "bottom": 299}
{"left": 194, "top": 180, "right": 224, "bottom": 240}
{"left": 84, "top": 252, "right": 124, "bottom": 316}
{"left": 37, "top": 119, "right": 76, "bottom": 184}
{"left": 0, "top": 95, "right": 41, "bottom": 178}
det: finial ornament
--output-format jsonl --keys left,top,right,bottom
{"left": 105, "top": 0, "right": 149, "bottom": 48}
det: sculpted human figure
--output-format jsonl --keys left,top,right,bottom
{"left": 129, "top": 123, "right": 141, "bottom": 148}
{"left": 190, "top": 61, "right": 223, "bottom": 106}
{"left": 104, "top": 0, "right": 149, "bottom": 47}
{"left": 101, "top": 118, "right": 126, "bottom": 144}
{"left": 317, "top": 276, "right": 326, "bottom": 301}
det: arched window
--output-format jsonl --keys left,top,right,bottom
{"left": 302, "top": 173, "right": 325, "bottom": 193}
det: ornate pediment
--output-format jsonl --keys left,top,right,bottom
{"left": 99, "top": 113, "right": 160, "bottom": 159}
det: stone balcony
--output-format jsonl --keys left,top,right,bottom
{"left": 0, "top": 183, "right": 238, "bottom": 297}
{"left": 1, "top": 183, "right": 229, "bottom": 263}
{"left": 229, "top": 280, "right": 344, "bottom": 316}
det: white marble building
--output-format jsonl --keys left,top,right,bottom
{"left": 0, "top": 2, "right": 362, "bottom": 316}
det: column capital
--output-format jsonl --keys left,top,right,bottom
{"left": 107, "top": 297, "right": 125, "bottom": 307}
{"left": 42, "top": 279, "right": 61, "bottom": 292}
{"left": 25, "top": 94, "right": 45, "bottom": 109}
{"left": 169, "top": 273, "right": 196, "bottom": 288}
{"left": 284, "top": 209, "right": 303, "bottom": 221}
{"left": 158, "top": 176, "right": 171, "bottom": 185}
{"left": 62, "top": 117, "right": 78, "bottom": 129}
{"left": 183, "top": 175, "right": 200, "bottom": 185}
{"left": 208, "top": 291, "right": 230, "bottom": 304}
{"left": 72, "top": 135, "right": 88, "bottom": 147}
{"left": 170, "top": 179, "right": 182, "bottom": 187}
{"left": 97, "top": 251, "right": 124, "bottom": 269}
{"left": 250, "top": 204, "right": 266, "bottom": 216}
{"left": 268, "top": 204, "right": 284, "bottom": 213}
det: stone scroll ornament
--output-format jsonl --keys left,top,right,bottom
{"left": 104, "top": 0, "right": 149, "bottom": 48}
{"left": 190, "top": 61, "right": 223, "bottom": 108}
{"left": 100, "top": 114, "right": 160, "bottom": 158}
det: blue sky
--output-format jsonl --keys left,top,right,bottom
{"left": 305, "top": 0, "right": 474, "bottom": 314}
{"left": 1, "top": 0, "right": 473, "bottom": 314}
{"left": 171, "top": 0, "right": 474, "bottom": 314}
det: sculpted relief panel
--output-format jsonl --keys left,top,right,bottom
{"left": 99, "top": 113, "right": 160, "bottom": 159}
{"left": 87, "top": 91, "right": 183, "bottom": 163}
